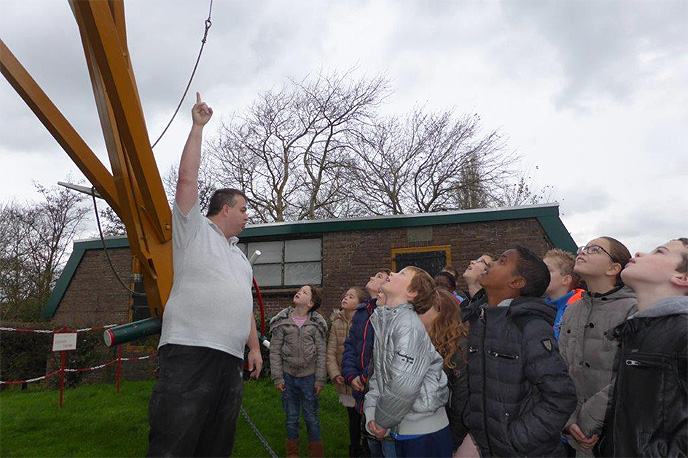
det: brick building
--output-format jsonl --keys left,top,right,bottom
{"left": 42, "top": 203, "right": 575, "bottom": 377}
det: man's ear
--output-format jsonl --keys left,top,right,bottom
{"left": 509, "top": 275, "right": 526, "bottom": 291}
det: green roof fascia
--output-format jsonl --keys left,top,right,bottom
{"left": 41, "top": 237, "right": 130, "bottom": 319}
{"left": 241, "top": 204, "right": 562, "bottom": 237}
{"left": 535, "top": 215, "right": 577, "bottom": 254}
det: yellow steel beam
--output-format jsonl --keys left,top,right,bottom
{"left": 2, "top": 1, "right": 175, "bottom": 318}
{"left": 108, "top": 0, "right": 127, "bottom": 49}
{"left": 72, "top": 0, "right": 172, "bottom": 245}
{"left": 69, "top": 0, "right": 172, "bottom": 317}
{"left": 0, "top": 39, "right": 121, "bottom": 216}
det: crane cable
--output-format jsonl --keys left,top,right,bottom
{"left": 151, "top": 0, "right": 213, "bottom": 149}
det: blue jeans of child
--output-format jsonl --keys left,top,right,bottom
{"left": 368, "top": 437, "right": 397, "bottom": 457}
{"left": 282, "top": 373, "right": 321, "bottom": 442}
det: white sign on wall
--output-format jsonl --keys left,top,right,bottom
{"left": 52, "top": 333, "right": 77, "bottom": 352}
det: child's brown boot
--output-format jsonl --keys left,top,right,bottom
{"left": 307, "top": 441, "right": 324, "bottom": 458}
{"left": 286, "top": 439, "right": 300, "bottom": 458}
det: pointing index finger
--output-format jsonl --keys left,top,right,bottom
{"left": 196, "top": 92, "right": 201, "bottom": 104}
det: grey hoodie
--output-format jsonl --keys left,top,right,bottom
{"left": 628, "top": 296, "right": 688, "bottom": 319}
{"left": 363, "top": 304, "right": 449, "bottom": 436}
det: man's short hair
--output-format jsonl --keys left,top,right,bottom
{"left": 675, "top": 238, "right": 688, "bottom": 273}
{"left": 206, "top": 188, "right": 247, "bottom": 217}
{"left": 376, "top": 268, "right": 392, "bottom": 276}
{"left": 514, "top": 246, "right": 551, "bottom": 297}
{"left": 544, "top": 248, "right": 580, "bottom": 287}
{"left": 308, "top": 285, "right": 323, "bottom": 312}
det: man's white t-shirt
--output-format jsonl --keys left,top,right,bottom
{"left": 159, "top": 199, "right": 253, "bottom": 359}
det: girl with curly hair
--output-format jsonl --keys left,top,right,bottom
{"left": 418, "top": 289, "right": 474, "bottom": 457}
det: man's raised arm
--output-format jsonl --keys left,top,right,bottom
{"left": 176, "top": 92, "right": 213, "bottom": 214}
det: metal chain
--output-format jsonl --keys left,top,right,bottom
{"left": 240, "top": 406, "right": 279, "bottom": 458}
{"left": 151, "top": 0, "right": 213, "bottom": 148}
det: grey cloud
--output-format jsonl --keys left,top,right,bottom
{"left": 1, "top": 2, "right": 104, "bottom": 152}
{"left": 598, "top": 208, "right": 687, "bottom": 249}
{"left": 559, "top": 185, "right": 611, "bottom": 215}
{"left": 499, "top": 0, "right": 688, "bottom": 110}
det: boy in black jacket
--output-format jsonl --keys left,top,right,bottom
{"left": 598, "top": 238, "right": 688, "bottom": 456}
{"left": 463, "top": 246, "right": 577, "bottom": 457}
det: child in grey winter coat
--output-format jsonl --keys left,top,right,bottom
{"left": 270, "top": 285, "right": 328, "bottom": 457}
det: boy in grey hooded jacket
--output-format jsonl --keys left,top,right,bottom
{"left": 364, "top": 267, "right": 452, "bottom": 458}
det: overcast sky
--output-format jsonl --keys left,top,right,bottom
{"left": 1, "top": 0, "right": 686, "bottom": 255}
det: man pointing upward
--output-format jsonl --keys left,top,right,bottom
{"left": 147, "top": 93, "right": 262, "bottom": 457}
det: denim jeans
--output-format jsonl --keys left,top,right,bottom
{"left": 282, "top": 372, "right": 321, "bottom": 442}
{"left": 368, "top": 437, "right": 397, "bottom": 457}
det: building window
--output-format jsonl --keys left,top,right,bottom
{"left": 239, "top": 238, "right": 322, "bottom": 287}
{"left": 391, "top": 245, "right": 452, "bottom": 278}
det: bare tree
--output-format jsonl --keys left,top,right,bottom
{"left": 491, "top": 166, "right": 555, "bottom": 207}
{"left": 201, "top": 70, "right": 552, "bottom": 222}
{"left": 347, "top": 110, "right": 521, "bottom": 214}
{"left": 162, "top": 157, "right": 217, "bottom": 215}
{"left": 97, "top": 206, "right": 127, "bottom": 237}
{"left": 0, "top": 183, "right": 89, "bottom": 321}
{"left": 207, "top": 69, "right": 390, "bottom": 222}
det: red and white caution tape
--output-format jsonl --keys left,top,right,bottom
{"left": 0, "top": 324, "right": 121, "bottom": 334}
{"left": 0, "top": 354, "right": 157, "bottom": 385}
{"left": 121, "top": 355, "right": 157, "bottom": 362}
{"left": 75, "top": 324, "right": 119, "bottom": 333}
{"left": 64, "top": 360, "right": 119, "bottom": 373}
{"left": 0, "top": 327, "right": 54, "bottom": 334}
{"left": 0, "top": 370, "right": 61, "bottom": 386}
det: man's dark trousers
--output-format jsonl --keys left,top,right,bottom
{"left": 147, "top": 344, "right": 243, "bottom": 457}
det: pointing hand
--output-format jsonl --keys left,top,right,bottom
{"left": 192, "top": 92, "right": 213, "bottom": 127}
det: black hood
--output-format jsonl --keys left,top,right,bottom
{"left": 507, "top": 296, "right": 556, "bottom": 326}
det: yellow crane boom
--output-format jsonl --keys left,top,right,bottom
{"left": 1, "top": 0, "right": 173, "bottom": 319}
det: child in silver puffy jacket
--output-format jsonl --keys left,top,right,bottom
{"left": 364, "top": 266, "right": 452, "bottom": 458}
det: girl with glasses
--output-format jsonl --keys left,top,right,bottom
{"left": 558, "top": 237, "right": 637, "bottom": 456}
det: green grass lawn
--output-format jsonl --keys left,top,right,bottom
{"left": 0, "top": 378, "right": 351, "bottom": 457}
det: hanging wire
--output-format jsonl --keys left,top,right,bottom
{"left": 91, "top": 187, "right": 146, "bottom": 297}
{"left": 151, "top": 0, "right": 214, "bottom": 148}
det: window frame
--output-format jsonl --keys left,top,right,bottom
{"left": 240, "top": 237, "right": 323, "bottom": 288}
{"left": 390, "top": 245, "right": 452, "bottom": 273}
